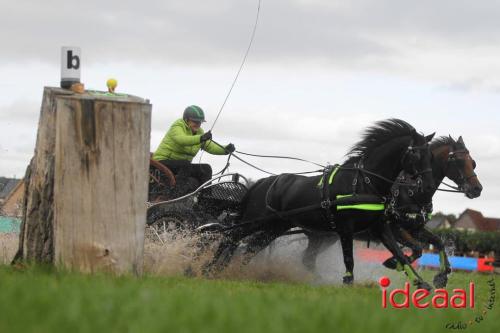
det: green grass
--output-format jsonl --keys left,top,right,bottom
{"left": 0, "top": 266, "right": 497, "bottom": 333}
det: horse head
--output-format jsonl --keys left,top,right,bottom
{"left": 444, "top": 136, "right": 482, "bottom": 198}
{"left": 386, "top": 134, "right": 483, "bottom": 225}
{"left": 400, "top": 130, "right": 436, "bottom": 194}
{"left": 348, "top": 119, "right": 435, "bottom": 196}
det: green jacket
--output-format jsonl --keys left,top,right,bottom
{"left": 152, "top": 118, "right": 227, "bottom": 161}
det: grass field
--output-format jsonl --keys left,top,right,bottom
{"left": 0, "top": 265, "right": 497, "bottom": 333}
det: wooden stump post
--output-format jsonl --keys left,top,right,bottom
{"left": 15, "top": 87, "right": 151, "bottom": 275}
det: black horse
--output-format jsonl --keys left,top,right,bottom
{"left": 204, "top": 119, "right": 435, "bottom": 288}
{"left": 302, "top": 135, "right": 482, "bottom": 288}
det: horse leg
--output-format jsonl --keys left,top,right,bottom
{"left": 302, "top": 232, "right": 325, "bottom": 272}
{"left": 203, "top": 227, "right": 254, "bottom": 276}
{"left": 339, "top": 232, "right": 355, "bottom": 285}
{"left": 379, "top": 222, "right": 431, "bottom": 291}
{"left": 241, "top": 225, "right": 289, "bottom": 266}
{"left": 202, "top": 237, "right": 238, "bottom": 277}
{"left": 382, "top": 226, "right": 423, "bottom": 271}
{"left": 403, "top": 229, "right": 423, "bottom": 263}
{"left": 417, "top": 227, "right": 451, "bottom": 288}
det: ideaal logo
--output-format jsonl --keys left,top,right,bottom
{"left": 378, "top": 276, "right": 496, "bottom": 330}
{"left": 379, "top": 276, "right": 474, "bottom": 309}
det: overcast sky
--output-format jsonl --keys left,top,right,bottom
{"left": 1, "top": 0, "right": 500, "bottom": 217}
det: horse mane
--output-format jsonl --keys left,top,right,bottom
{"left": 430, "top": 136, "right": 455, "bottom": 151}
{"left": 346, "top": 119, "right": 416, "bottom": 163}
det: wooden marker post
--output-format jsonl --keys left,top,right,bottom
{"left": 15, "top": 87, "right": 151, "bottom": 275}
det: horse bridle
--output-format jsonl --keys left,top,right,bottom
{"left": 385, "top": 168, "right": 433, "bottom": 224}
{"left": 382, "top": 141, "right": 435, "bottom": 222}
{"left": 444, "top": 147, "right": 477, "bottom": 191}
{"left": 387, "top": 144, "right": 478, "bottom": 223}
{"left": 401, "top": 141, "right": 433, "bottom": 178}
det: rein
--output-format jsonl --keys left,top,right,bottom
{"left": 436, "top": 147, "right": 476, "bottom": 194}
{"left": 199, "top": 0, "right": 261, "bottom": 163}
{"left": 437, "top": 181, "right": 462, "bottom": 193}
{"left": 234, "top": 150, "right": 325, "bottom": 168}
{"left": 209, "top": 140, "right": 325, "bottom": 176}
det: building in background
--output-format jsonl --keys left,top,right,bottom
{"left": 454, "top": 208, "right": 500, "bottom": 232}
{"left": 0, "top": 178, "right": 24, "bottom": 217}
{"left": 426, "top": 214, "right": 454, "bottom": 230}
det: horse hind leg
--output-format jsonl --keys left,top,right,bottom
{"left": 241, "top": 225, "right": 289, "bottom": 267}
{"left": 202, "top": 231, "right": 244, "bottom": 277}
{"left": 302, "top": 232, "right": 324, "bottom": 273}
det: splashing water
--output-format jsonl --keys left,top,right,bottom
{"left": 143, "top": 229, "right": 401, "bottom": 286}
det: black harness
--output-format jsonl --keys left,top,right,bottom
{"left": 319, "top": 164, "right": 335, "bottom": 223}
{"left": 385, "top": 170, "right": 431, "bottom": 226}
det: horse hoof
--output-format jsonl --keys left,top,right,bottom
{"left": 416, "top": 280, "right": 433, "bottom": 292}
{"left": 382, "top": 257, "right": 398, "bottom": 270}
{"left": 343, "top": 275, "right": 354, "bottom": 285}
{"left": 433, "top": 272, "right": 448, "bottom": 288}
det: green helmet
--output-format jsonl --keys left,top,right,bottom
{"left": 183, "top": 105, "right": 206, "bottom": 122}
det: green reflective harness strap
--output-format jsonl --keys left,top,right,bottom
{"left": 336, "top": 194, "right": 353, "bottom": 199}
{"left": 316, "top": 166, "right": 386, "bottom": 212}
{"left": 328, "top": 166, "right": 339, "bottom": 184}
{"left": 335, "top": 194, "right": 385, "bottom": 211}
{"left": 336, "top": 203, "right": 385, "bottom": 211}
{"left": 318, "top": 165, "right": 340, "bottom": 186}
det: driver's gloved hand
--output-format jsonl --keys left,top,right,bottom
{"left": 200, "top": 131, "right": 212, "bottom": 143}
{"left": 225, "top": 143, "right": 235, "bottom": 154}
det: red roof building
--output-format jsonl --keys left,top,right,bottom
{"left": 454, "top": 209, "right": 500, "bottom": 232}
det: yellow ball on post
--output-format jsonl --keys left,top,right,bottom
{"left": 106, "top": 78, "right": 117, "bottom": 93}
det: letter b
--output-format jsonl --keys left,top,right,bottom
{"left": 67, "top": 50, "right": 80, "bottom": 69}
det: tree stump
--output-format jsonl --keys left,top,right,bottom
{"left": 14, "top": 87, "right": 151, "bottom": 275}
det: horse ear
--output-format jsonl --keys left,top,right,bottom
{"left": 425, "top": 132, "right": 435, "bottom": 142}
{"left": 448, "top": 134, "right": 454, "bottom": 142}
{"left": 457, "top": 136, "right": 464, "bottom": 145}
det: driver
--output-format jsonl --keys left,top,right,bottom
{"left": 152, "top": 105, "right": 235, "bottom": 194}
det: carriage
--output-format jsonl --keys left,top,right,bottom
{"left": 147, "top": 158, "right": 250, "bottom": 242}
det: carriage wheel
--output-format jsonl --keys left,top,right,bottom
{"left": 146, "top": 202, "right": 200, "bottom": 243}
{"left": 148, "top": 158, "right": 176, "bottom": 202}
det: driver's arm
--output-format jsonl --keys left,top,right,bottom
{"left": 169, "top": 123, "right": 201, "bottom": 146}
{"left": 203, "top": 140, "right": 227, "bottom": 155}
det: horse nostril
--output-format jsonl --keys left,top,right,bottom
{"left": 475, "top": 184, "right": 483, "bottom": 193}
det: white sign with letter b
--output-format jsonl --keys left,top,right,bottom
{"left": 61, "top": 46, "right": 81, "bottom": 88}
